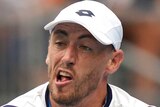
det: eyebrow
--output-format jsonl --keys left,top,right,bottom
{"left": 78, "top": 34, "right": 95, "bottom": 41}
{"left": 53, "top": 29, "right": 95, "bottom": 41}
{"left": 53, "top": 29, "right": 68, "bottom": 36}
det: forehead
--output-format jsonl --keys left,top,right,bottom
{"left": 53, "top": 22, "right": 92, "bottom": 35}
{"left": 51, "top": 23, "right": 113, "bottom": 51}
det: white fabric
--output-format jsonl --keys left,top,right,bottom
{"left": 3, "top": 82, "right": 155, "bottom": 107}
{"left": 44, "top": 0, "right": 123, "bottom": 50}
{"left": 3, "top": 82, "right": 48, "bottom": 107}
{"left": 109, "top": 84, "right": 155, "bottom": 107}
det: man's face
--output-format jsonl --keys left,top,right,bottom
{"left": 47, "top": 23, "right": 112, "bottom": 106}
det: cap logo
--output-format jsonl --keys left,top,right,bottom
{"left": 76, "top": 10, "right": 95, "bottom": 17}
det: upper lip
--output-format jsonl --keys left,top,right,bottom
{"left": 56, "top": 68, "right": 74, "bottom": 79}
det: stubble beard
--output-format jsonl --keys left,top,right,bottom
{"left": 49, "top": 67, "right": 102, "bottom": 107}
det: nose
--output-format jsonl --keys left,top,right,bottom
{"left": 61, "top": 45, "right": 77, "bottom": 68}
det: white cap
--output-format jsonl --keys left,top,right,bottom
{"left": 44, "top": 0, "right": 123, "bottom": 50}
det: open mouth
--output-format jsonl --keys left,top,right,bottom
{"left": 56, "top": 70, "right": 73, "bottom": 83}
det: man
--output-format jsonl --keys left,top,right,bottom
{"left": 3, "top": 0, "right": 155, "bottom": 107}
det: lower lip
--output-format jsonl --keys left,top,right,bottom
{"left": 55, "top": 79, "right": 73, "bottom": 87}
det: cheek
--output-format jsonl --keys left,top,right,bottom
{"left": 48, "top": 49, "right": 63, "bottom": 65}
{"left": 77, "top": 57, "right": 103, "bottom": 76}
{"left": 82, "top": 57, "right": 108, "bottom": 80}
{"left": 76, "top": 59, "right": 104, "bottom": 89}
{"left": 47, "top": 51, "right": 62, "bottom": 77}
{"left": 79, "top": 55, "right": 107, "bottom": 69}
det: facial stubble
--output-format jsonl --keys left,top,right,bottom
{"left": 48, "top": 66, "right": 102, "bottom": 106}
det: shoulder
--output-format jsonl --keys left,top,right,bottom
{"left": 2, "top": 82, "right": 49, "bottom": 107}
{"left": 109, "top": 84, "right": 155, "bottom": 107}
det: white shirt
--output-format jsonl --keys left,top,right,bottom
{"left": 2, "top": 82, "right": 156, "bottom": 107}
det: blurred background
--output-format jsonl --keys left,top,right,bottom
{"left": 0, "top": 0, "right": 160, "bottom": 106}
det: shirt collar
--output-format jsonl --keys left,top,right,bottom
{"left": 103, "top": 84, "right": 112, "bottom": 107}
{"left": 45, "top": 84, "right": 112, "bottom": 107}
{"left": 45, "top": 86, "right": 51, "bottom": 107}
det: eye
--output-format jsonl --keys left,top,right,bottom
{"left": 54, "top": 41, "right": 66, "bottom": 49}
{"left": 79, "top": 45, "right": 92, "bottom": 52}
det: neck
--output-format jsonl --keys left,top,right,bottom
{"left": 50, "top": 80, "right": 107, "bottom": 107}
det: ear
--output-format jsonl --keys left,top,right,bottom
{"left": 106, "top": 50, "right": 124, "bottom": 74}
{"left": 46, "top": 54, "right": 49, "bottom": 65}
{"left": 46, "top": 45, "right": 50, "bottom": 65}
{"left": 46, "top": 38, "right": 51, "bottom": 65}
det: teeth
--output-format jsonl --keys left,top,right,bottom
{"left": 59, "top": 71, "right": 71, "bottom": 77}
